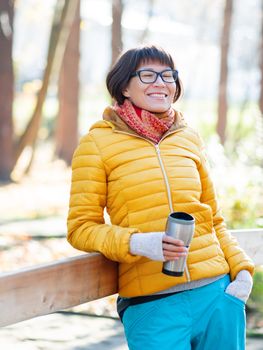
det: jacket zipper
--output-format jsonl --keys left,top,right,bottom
{"left": 154, "top": 142, "right": 191, "bottom": 282}
{"left": 113, "top": 130, "right": 174, "bottom": 211}
{"left": 114, "top": 129, "right": 191, "bottom": 282}
{"left": 154, "top": 144, "right": 173, "bottom": 213}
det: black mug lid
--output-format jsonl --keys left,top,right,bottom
{"left": 169, "top": 212, "right": 195, "bottom": 224}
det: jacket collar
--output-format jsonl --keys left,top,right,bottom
{"left": 102, "top": 106, "right": 187, "bottom": 141}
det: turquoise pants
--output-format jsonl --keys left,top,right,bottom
{"left": 122, "top": 275, "right": 245, "bottom": 350}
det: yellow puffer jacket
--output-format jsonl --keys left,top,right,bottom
{"left": 67, "top": 107, "right": 254, "bottom": 297}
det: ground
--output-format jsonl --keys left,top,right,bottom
{"left": 1, "top": 312, "right": 263, "bottom": 350}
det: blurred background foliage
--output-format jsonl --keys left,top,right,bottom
{"left": 1, "top": 0, "right": 262, "bottom": 228}
{"left": 0, "top": 0, "right": 262, "bottom": 332}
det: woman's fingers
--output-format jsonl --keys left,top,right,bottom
{"left": 162, "top": 235, "right": 189, "bottom": 261}
{"left": 163, "top": 255, "right": 179, "bottom": 261}
{"left": 162, "top": 235, "right": 184, "bottom": 246}
{"left": 163, "top": 249, "right": 188, "bottom": 261}
{"left": 162, "top": 242, "right": 188, "bottom": 252}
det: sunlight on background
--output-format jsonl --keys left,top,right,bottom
{"left": 0, "top": 0, "right": 262, "bottom": 345}
{"left": 0, "top": 0, "right": 260, "bottom": 267}
{"left": 0, "top": 0, "right": 260, "bottom": 280}
{"left": 0, "top": 0, "right": 262, "bottom": 305}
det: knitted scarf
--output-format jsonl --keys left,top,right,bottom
{"left": 113, "top": 99, "right": 175, "bottom": 143}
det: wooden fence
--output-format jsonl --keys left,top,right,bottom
{"left": 0, "top": 228, "right": 262, "bottom": 327}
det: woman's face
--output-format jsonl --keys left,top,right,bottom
{"left": 123, "top": 60, "right": 177, "bottom": 113}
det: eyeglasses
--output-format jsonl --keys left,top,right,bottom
{"left": 130, "top": 69, "right": 178, "bottom": 84}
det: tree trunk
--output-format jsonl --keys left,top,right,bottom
{"left": 259, "top": 0, "right": 263, "bottom": 116}
{"left": 217, "top": 0, "right": 233, "bottom": 145}
{"left": 14, "top": 0, "right": 79, "bottom": 172}
{"left": 0, "top": 0, "right": 14, "bottom": 181}
{"left": 111, "top": 0, "right": 123, "bottom": 67}
{"left": 55, "top": 0, "right": 80, "bottom": 165}
{"left": 139, "top": 0, "right": 154, "bottom": 43}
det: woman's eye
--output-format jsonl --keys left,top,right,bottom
{"left": 163, "top": 72, "right": 172, "bottom": 78}
{"left": 141, "top": 72, "right": 154, "bottom": 77}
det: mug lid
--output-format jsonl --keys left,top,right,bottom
{"left": 169, "top": 212, "right": 195, "bottom": 224}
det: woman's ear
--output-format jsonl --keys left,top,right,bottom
{"left": 122, "top": 88, "right": 130, "bottom": 98}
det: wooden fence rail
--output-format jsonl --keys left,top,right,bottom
{"left": 0, "top": 229, "right": 262, "bottom": 327}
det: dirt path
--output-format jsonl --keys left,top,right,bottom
{"left": 0, "top": 312, "right": 262, "bottom": 350}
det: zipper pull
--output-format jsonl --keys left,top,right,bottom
{"left": 155, "top": 144, "right": 160, "bottom": 153}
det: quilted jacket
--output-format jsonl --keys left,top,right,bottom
{"left": 67, "top": 107, "right": 254, "bottom": 297}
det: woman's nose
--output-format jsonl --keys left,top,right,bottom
{"left": 153, "top": 75, "right": 165, "bottom": 86}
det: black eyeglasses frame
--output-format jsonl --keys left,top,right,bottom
{"left": 130, "top": 69, "right": 178, "bottom": 84}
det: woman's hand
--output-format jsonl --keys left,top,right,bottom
{"left": 162, "top": 235, "right": 189, "bottom": 261}
{"left": 129, "top": 232, "right": 189, "bottom": 262}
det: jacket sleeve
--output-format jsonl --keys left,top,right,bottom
{"left": 67, "top": 132, "right": 141, "bottom": 263}
{"left": 197, "top": 136, "right": 254, "bottom": 280}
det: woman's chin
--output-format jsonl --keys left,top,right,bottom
{"left": 148, "top": 107, "right": 169, "bottom": 113}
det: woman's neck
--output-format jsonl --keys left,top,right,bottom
{"left": 131, "top": 102, "right": 168, "bottom": 118}
{"left": 132, "top": 104, "right": 142, "bottom": 117}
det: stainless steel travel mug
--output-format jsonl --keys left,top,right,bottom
{"left": 162, "top": 212, "right": 195, "bottom": 277}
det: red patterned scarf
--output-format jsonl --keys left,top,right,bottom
{"left": 113, "top": 99, "right": 175, "bottom": 143}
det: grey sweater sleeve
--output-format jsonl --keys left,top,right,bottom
{"left": 129, "top": 232, "right": 165, "bottom": 261}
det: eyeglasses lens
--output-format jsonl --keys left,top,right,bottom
{"left": 138, "top": 70, "right": 177, "bottom": 83}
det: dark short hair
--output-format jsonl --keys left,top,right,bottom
{"left": 106, "top": 45, "right": 183, "bottom": 105}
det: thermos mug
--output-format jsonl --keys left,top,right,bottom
{"left": 162, "top": 212, "right": 195, "bottom": 277}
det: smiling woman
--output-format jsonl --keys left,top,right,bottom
{"left": 67, "top": 45, "right": 254, "bottom": 350}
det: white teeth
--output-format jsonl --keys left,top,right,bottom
{"left": 148, "top": 93, "right": 166, "bottom": 97}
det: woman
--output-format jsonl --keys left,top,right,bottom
{"left": 67, "top": 45, "right": 254, "bottom": 350}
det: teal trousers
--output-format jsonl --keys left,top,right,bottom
{"left": 122, "top": 275, "right": 246, "bottom": 350}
